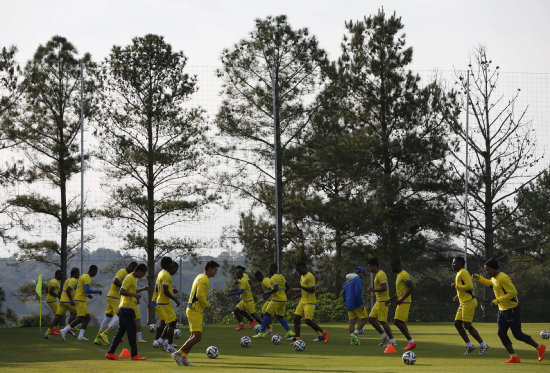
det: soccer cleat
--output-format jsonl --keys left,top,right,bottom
{"left": 44, "top": 333, "right": 50, "bottom": 340}
{"left": 313, "top": 336, "right": 324, "bottom": 342}
{"left": 152, "top": 340, "right": 160, "bottom": 348}
{"left": 99, "top": 332, "right": 109, "bottom": 344}
{"left": 350, "top": 333, "right": 360, "bottom": 345}
{"left": 252, "top": 332, "right": 266, "bottom": 338}
{"left": 166, "top": 345, "right": 177, "bottom": 353}
{"left": 130, "top": 354, "right": 147, "bottom": 361}
{"left": 504, "top": 356, "right": 521, "bottom": 363}
{"left": 538, "top": 344, "right": 546, "bottom": 362}
{"left": 479, "top": 344, "right": 489, "bottom": 356}
{"left": 105, "top": 353, "right": 120, "bottom": 361}
{"left": 378, "top": 337, "right": 388, "bottom": 346}
{"left": 284, "top": 331, "right": 295, "bottom": 339}
{"left": 172, "top": 351, "right": 192, "bottom": 367}
{"left": 323, "top": 331, "right": 329, "bottom": 344}
{"left": 384, "top": 344, "right": 397, "bottom": 353}
{"left": 288, "top": 336, "right": 297, "bottom": 343}
{"left": 249, "top": 320, "right": 256, "bottom": 329}
{"left": 77, "top": 335, "right": 89, "bottom": 341}
{"left": 94, "top": 337, "right": 103, "bottom": 345}
{"left": 235, "top": 325, "right": 246, "bottom": 331}
{"left": 60, "top": 329, "right": 67, "bottom": 341}
{"left": 51, "top": 329, "right": 60, "bottom": 335}
{"left": 403, "top": 342, "right": 416, "bottom": 350}
{"left": 137, "top": 338, "right": 147, "bottom": 343}
{"left": 68, "top": 330, "right": 77, "bottom": 338}
{"left": 464, "top": 345, "right": 476, "bottom": 356}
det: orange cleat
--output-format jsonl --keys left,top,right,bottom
{"left": 384, "top": 344, "right": 397, "bottom": 353}
{"left": 235, "top": 325, "right": 246, "bottom": 331}
{"left": 403, "top": 342, "right": 417, "bottom": 350}
{"left": 504, "top": 356, "right": 521, "bottom": 363}
{"left": 323, "top": 331, "right": 330, "bottom": 344}
{"left": 538, "top": 344, "right": 546, "bottom": 362}
{"left": 105, "top": 353, "right": 120, "bottom": 361}
{"left": 131, "top": 354, "right": 147, "bottom": 361}
{"left": 249, "top": 320, "right": 256, "bottom": 329}
{"left": 50, "top": 329, "right": 60, "bottom": 335}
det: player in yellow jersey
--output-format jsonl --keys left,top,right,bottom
{"left": 451, "top": 256, "right": 489, "bottom": 355}
{"left": 230, "top": 267, "right": 262, "bottom": 331}
{"left": 253, "top": 263, "right": 294, "bottom": 339}
{"left": 172, "top": 260, "right": 219, "bottom": 367}
{"left": 157, "top": 259, "right": 180, "bottom": 352}
{"left": 105, "top": 263, "right": 148, "bottom": 361}
{"left": 95, "top": 261, "right": 137, "bottom": 345}
{"left": 254, "top": 270, "right": 273, "bottom": 334}
{"left": 473, "top": 258, "right": 546, "bottom": 364}
{"left": 233, "top": 266, "right": 258, "bottom": 328}
{"left": 152, "top": 257, "right": 173, "bottom": 348}
{"left": 289, "top": 262, "right": 329, "bottom": 343}
{"left": 44, "top": 267, "right": 79, "bottom": 339}
{"left": 366, "top": 257, "right": 396, "bottom": 351}
{"left": 60, "top": 265, "right": 102, "bottom": 341}
{"left": 44, "top": 270, "right": 62, "bottom": 335}
{"left": 386, "top": 258, "right": 416, "bottom": 351}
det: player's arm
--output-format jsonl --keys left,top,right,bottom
{"left": 66, "top": 285, "right": 75, "bottom": 305}
{"left": 472, "top": 274, "right": 492, "bottom": 287}
{"left": 162, "top": 284, "right": 180, "bottom": 306}
{"left": 84, "top": 283, "right": 102, "bottom": 295}
{"left": 229, "top": 289, "right": 245, "bottom": 296}
{"left": 197, "top": 280, "right": 210, "bottom": 309}
{"left": 120, "top": 287, "right": 141, "bottom": 300}
{"left": 493, "top": 276, "right": 517, "bottom": 305}
{"left": 113, "top": 277, "right": 123, "bottom": 288}
{"left": 48, "top": 285, "right": 59, "bottom": 298}
{"left": 396, "top": 281, "right": 413, "bottom": 305}
{"left": 455, "top": 272, "right": 473, "bottom": 291}
{"left": 136, "top": 285, "right": 149, "bottom": 293}
{"left": 264, "top": 283, "right": 279, "bottom": 299}
{"left": 368, "top": 282, "right": 387, "bottom": 293}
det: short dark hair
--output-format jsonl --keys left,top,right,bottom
{"left": 89, "top": 265, "right": 98, "bottom": 272}
{"left": 390, "top": 258, "right": 401, "bottom": 267}
{"left": 171, "top": 262, "right": 179, "bottom": 270}
{"left": 453, "top": 256, "right": 465, "bottom": 266}
{"left": 160, "top": 256, "right": 172, "bottom": 270}
{"left": 484, "top": 258, "right": 499, "bottom": 270}
{"left": 236, "top": 265, "right": 246, "bottom": 271}
{"left": 70, "top": 267, "right": 79, "bottom": 277}
{"left": 204, "top": 260, "right": 220, "bottom": 271}
{"left": 367, "top": 257, "right": 379, "bottom": 267}
{"left": 55, "top": 270, "right": 62, "bottom": 276}
{"left": 135, "top": 263, "right": 148, "bottom": 272}
{"left": 128, "top": 261, "right": 137, "bottom": 269}
{"left": 296, "top": 262, "right": 306, "bottom": 269}
{"left": 254, "top": 270, "right": 263, "bottom": 278}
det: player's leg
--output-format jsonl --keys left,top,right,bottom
{"left": 173, "top": 308, "right": 201, "bottom": 366}
{"left": 45, "top": 312, "right": 62, "bottom": 339}
{"left": 357, "top": 317, "right": 368, "bottom": 332}
{"left": 507, "top": 305, "right": 543, "bottom": 360}
{"left": 154, "top": 320, "right": 166, "bottom": 347}
{"left": 77, "top": 313, "right": 91, "bottom": 340}
{"left": 395, "top": 303, "right": 415, "bottom": 350}
{"left": 291, "top": 302, "right": 304, "bottom": 341}
{"left": 125, "top": 310, "right": 140, "bottom": 358}
{"left": 107, "top": 311, "right": 128, "bottom": 358}
{"left": 234, "top": 302, "right": 246, "bottom": 330}
{"left": 96, "top": 312, "right": 113, "bottom": 345}
{"left": 497, "top": 309, "right": 519, "bottom": 362}
{"left": 303, "top": 304, "right": 327, "bottom": 342}
{"left": 135, "top": 307, "right": 145, "bottom": 343}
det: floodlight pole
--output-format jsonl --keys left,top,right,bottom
{"left": 464, "top": 71, "right": 470, "bottom": 270}
{"left": 80, "top": 62, "right": 84, "bottom": 273}
{"left": 179, "top": 256, "right": 183, "bottom": 324}
{"left": 272, "top": 66, "right": 281, "bottom": 272}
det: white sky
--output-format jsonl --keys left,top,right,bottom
{"left": 1, "top": 0, "right": 549, "bottom": 72}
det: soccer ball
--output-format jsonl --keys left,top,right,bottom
{"left": 541, "top": 330, "right": 550, "bottom": 340}
{"left": 206, "top": 346, "right": 219, "bottom": 359}
{"left": 174, "top": 328, "right": 182, "bottom": 339}
{"left": 240, "top": 336, "right": 252, "bottom": 348}
{"left": 271, "top": 334, "right": 282, "bottom": 345}
{"left": 254, "top": 324, "right": 262, "bottom": 333}
{"left": 148, "top": 324, "right": 157, "bottom": 333}
{"left": 402, "top": 351, "right": 417, "bottom": 365}
{"left": 358, "top": 327, "right": 365, "bottom": 334}
{"left": 293, "top": 339, "right": 306, "bottom": 352}
{"left": 175, "top": 322, "right": 181, "bottom": 329}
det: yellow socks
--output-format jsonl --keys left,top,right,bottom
{"left": 104, "top": 327, "right": 111, "bottom": 334}
{"left": 46, "top": 328, "right": 51, "bottom": 334}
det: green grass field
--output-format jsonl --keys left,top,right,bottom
{"left": 0, "top": 323, "right": 548, "bottom": 372}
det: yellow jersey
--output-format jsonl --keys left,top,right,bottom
{"left": 59, "top": 277, "right": 78, "bottom": 303}
{"left": 107, "top": 268, "right": 127, "bottom": 300}
{"left": 119, "top": 273, "right": 137, "bottom": 309}
{"left": 300, "top": 272, "right": 316, "bottom": 304}
{"left": 396, "top": 270, "right": 412, "bottom": 303}
{"left": 455, "top": 268, "right": 475, "bottom": 303}
{"left": 238, "top": 276, "right": 253, "bottom": 302}
{"left": 374, "top": 270, "right": 390, "bottom": 301}
{"left": 188, "top": 273, "right": 210, "bottom": 312}
{"left": 270, "top": 273, "right": 287, "bottom": 302}
{"left": 46, "top": 278, "right": 60, "bottom": 303}
{"left": 476, "top": 272, "right": 519, "bottom": 311}
{"left": 156, "top": 269, "right": 173, "bottom": 305}
{"left": 262, "top": 277, "right": 272, "bottom": 300}
{"left": 74, "top": 274, "right": 92, "bottom": 302}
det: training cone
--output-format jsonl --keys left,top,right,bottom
{"left": 383, "top": 344, "right": 397, "bottom": 353}
{"left": 119, "top": 348, "right": 131, "bottom": 358}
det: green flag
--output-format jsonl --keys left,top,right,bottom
{"left": 35, "top": 274, "right": 42, "bottom": 297}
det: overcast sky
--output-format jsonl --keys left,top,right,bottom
{"left": 1, "top": 0, "right": 549, "bottom": 72}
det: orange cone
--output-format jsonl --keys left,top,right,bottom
{"left": 383, "top": 344, "right": 397, "bottom": 353}
{"left": 119, "top": 348, "right": 131, "bottom": 358}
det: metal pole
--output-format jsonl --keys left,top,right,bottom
{"left": 464, "top": 71, "right": 470, "bottom": 270}
{"left": 80, "top": 62, "right": 84, "bottom": 273}
{"left": 272, "top": 66, "right": 281, "bottom": 272}
{"left": 178, "top": 256, "right": 183, "bottom": 324}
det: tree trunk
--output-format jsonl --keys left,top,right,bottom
{"left": 146, "top": 116, "right": 156, "bottom": 325}
{"left": 483, "top": 79, "right": 494, "bottom": 260}
{"left": 274, "top": 72, "right": 283, "bottom": 269}
{"left": 59, "top": 149, "right": 68, "bottom": 279}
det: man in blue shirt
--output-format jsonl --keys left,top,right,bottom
{"left": 342, "top": 267, "right": 368, "bottom": 345}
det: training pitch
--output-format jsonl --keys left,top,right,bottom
{"left": 0, "top": 323, "right": 548, "bottom": 372}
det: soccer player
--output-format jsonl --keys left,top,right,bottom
{"left": 385, "top": 258, "right": 416, "bottom": 351}
{"left": 473, "top": 258, "right": 546, "bottom": 363}
{"left": 172, "top": 260, "right": 220, "bottom": 367}
{"left": 157, "top": 258, "right": 180, "bottom": 352}
{"left": 95, "top": 261, "right": 137, "bottom": 345}
{"left": 451, "top": 256, "right": 489, "bottom": 355}
{"left": 366, "top": 258, "right": 396, "bottom": 351}
{"left": 44, "top": 267, "right": 79, "bottom": 339}
{"left": 342, "top": 267, "right": 368, "bottom": 345}
{"left": 105, "top": 263, "right": 148, "bottom": 361}
{"left": 152, "top": 256, "right": 172, "bottom": 349}
{"left": 253, "top": 263, "right": 294, "bottom": 340}
{"left": 230, "top": 267, "right": 262, "bottom": 331}
{"left": 45, "top": 270, "right": 62, "bottom": 335}
{"left": 60, "top": 265, "right": 102, "bottom": 341}
{"left": 234, "top": 266, "right": 257, "bottom": 328}
{"left": 254, "top": 270, "right": 273, "bottom": 334}
{"left": 289, "top": 262, "right": 328, "bottom": 343}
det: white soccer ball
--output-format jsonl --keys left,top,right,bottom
{"left": 541, "top": 330, "right": 550, "bottom": 340}
{"left": 402, "top": 351, "right": 417, "bottom": 365}
{"left": 293, "top": 339, "right": 306, "bottom": 352}
{"left": 174, "top": 328, "right": 182, "bottom": 339}
{"left": 240, "top": 336, "right": 252, "bottom": 348}
{"left": 148, "top": 324, "right": 157, "bottom": 333}
{"left": 271, "top": 334, "right": 282, "bottom": 345}
{"left": 254, "top": 324, "right": 262, "bottom": 333}
{"left": 206, "top": 345, "right": 219, "bottom": 359}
